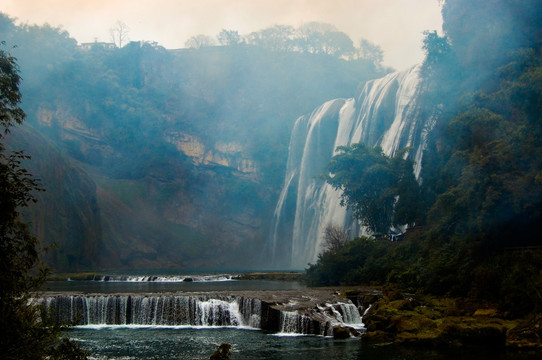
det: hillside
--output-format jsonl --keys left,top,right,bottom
{"left": 1, "top": 14, "right": 386, "bottom": 271}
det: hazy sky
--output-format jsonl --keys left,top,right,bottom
{"left": 0, "top": 0, "right": 443, "bottom": 70}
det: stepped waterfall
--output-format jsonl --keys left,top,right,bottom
{"left": 269, "top": 65, "right": 436, "bottom": 269}
{"left": 42, "top": 294, "right": 363, "bottom": 336}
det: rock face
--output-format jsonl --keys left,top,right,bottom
{"left": 165, "top": 131, "right": 257, "bottom": 174}
{"left": 20, "top": 103, "right": 270, "bottom": 271}
{"left": 5, "top": 127, "right": 102, "bottom": 271}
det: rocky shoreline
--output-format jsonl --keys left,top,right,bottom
{"left": 358, "top": 288, "right": 542, "bottom": 350}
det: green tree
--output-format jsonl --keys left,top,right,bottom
{"left": 324, "top": 143, "right": 419, "bottom": 234}
{"left": 0, "top": 44, "right": 88, "bottom": 359}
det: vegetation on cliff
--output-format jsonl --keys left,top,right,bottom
{"left": 307, "top": 0, "right": 542, "bottom": 319}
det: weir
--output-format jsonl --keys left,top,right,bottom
{"left": 269, "top": 65, "right": 437, "bottom": 269}
{"left": 42, "top": 293, "right": 365, "bottom": 336}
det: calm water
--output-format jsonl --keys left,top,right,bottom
{"left": 69, "top": 326, "right": 534, "bottom": 360}
{"left": 52, "top": 277, "right": 538, "bottom": 360}
{"left": 44, "top": 278, "right": 305, "bottom": 294}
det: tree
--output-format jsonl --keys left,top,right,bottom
{"left": 247, "top": 25, "right": 295, "bottom": 52}
{"left": 0, "top": 44, "right": 88, "bottom": 359}
{"left": 324, "top": 143, "right": 419, "bottom": 234}
{"left": 296, "top": 22, "right": 355, "bottom": 57}
{"left": 322, "top": 224, "right": 349, "bottom": 252}
{"left": 358, "top": 39, "right": 384, "bottom": 67}
{"left": 185, "top": 34, "right": 216, "bottom": 49}
{"left": 217, "top": 29, "right": 242, "bottom": 46}
{"left": 109, "top": 21, "right": 129, "bottom": 48}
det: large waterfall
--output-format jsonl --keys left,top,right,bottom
{"left": 269, "top": 65, "right": 435, "bottom": 269}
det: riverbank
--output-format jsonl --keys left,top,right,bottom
{"left": 360, "top": 288, "right": 542, "bottom": 350}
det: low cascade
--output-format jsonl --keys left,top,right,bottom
{"left": 44, "top": 295, "right": 261, "bottom": 328}
{"left": 42, "top": 295, "right": 362, "bottom": 336}
{"left": 70, "top": 274, "right": 233, "bottom": 282}
{"left": 269, "top": 65, "right": 436, "bottom": 269}
{"left": 335, "top": 303, "right": 363, "bottom": 328}
{"left": 279, "top": 311, "right": 316, "bottom": 335}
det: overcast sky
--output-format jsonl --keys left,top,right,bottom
{"left": 0, "top": 0, "right": 443, "bottom": 70}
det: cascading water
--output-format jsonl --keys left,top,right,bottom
{"left": 269, "top": 65, "right": 436, "bottom": 269}
{"left": 44, "top": 295, "right": 257, "bottom": 328}
{"left": 42, "top": 294, "right": 363, "bottom": 336}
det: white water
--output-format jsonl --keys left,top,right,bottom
{"left": 43, "top": 294, "right": 362, "bottom": 336}
{"left": 270, "top": 65, "right": 435, "bottom": 269}
{"left": 70, "top": 273, "right": 233, "bottom": 282}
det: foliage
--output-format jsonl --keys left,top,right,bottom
{"left": 0, "top": 45, "right": 88, "bottom": 359}
{"left": 324, "top": 144, "right": 419, "bottom": 233}
{"left": 308, "top": 0, "right": 542, "bottom": 316}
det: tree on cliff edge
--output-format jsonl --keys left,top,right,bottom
{"left": 0, "top": 43, "right": 88, "bottom": 359}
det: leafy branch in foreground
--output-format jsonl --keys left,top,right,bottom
{"left": 0, "top": 44, "right": 88, "bottom": 359}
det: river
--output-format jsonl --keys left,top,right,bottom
{"left": 44, "top": 274, "right": 537, "bottom": 360}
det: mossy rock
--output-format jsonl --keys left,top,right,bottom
{"left": 437, "top": 321, "right": 507, "bottom": 347}
{"left": 333, "top": 326, "right": 351, "bottom": 339}
{"left": 383, "top": 287, "right": 403, "bottom": 301}
{"left": 363, "top": 330, "right": 394, "bottom": 344}
{"left": 392, "top": 314, "right": 437, "bottom": 333}
{"left": 473, "top": 308, "right": 499, "bottom": 317}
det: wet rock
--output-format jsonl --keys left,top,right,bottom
{"left": 210, "top": 343, "right": 232, "bottom": 360}
{"left": 333, "top": 326, "right": 352, "bottom": 339}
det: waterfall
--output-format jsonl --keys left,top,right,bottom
{"left": 42, "top": 294, "right": 363, "bottom": 336}
{"left": 44, "top": 295, "right": 260, "bottom": 328}
{"left": 270, "top": 65, "right": 435, "bottom": 269}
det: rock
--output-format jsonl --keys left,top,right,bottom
{"left": 333, "top": 326, "right": 351, "bottom": 339}
{"left": 438, "top": 322, "right": 507, "bottom": 347}
{"left": 333, "top": 326, "right": 360, "bottom": 339}
{"left": 383, "top": 287, "right": 403, "bottom": 301}
{"left": 507, "top": 314, "right": 542, "bottom": 349}
{"left": 363, "top": 330, "right": 394, "bottom": 344}
{"left": 362, "top": 292, "right": 512, "bottom": 347}
{"left": 210, "top": 343, "right": 232, "bottom": 360}
{"left": 183, "top": 277, "right": 193, "bottom": 282}
{"left": 473, "top": 308, "right": 499, "bottom": 317}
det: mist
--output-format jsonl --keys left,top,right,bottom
{"left": 1, "top": 0, "right": 443, "bottom": 70}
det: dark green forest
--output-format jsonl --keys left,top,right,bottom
{"left": 307, "top": 0, "right": 542, "bottom": 316}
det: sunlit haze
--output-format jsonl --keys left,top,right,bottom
{"left": 0, "top": 0, "right": 443, "bottom": 70}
